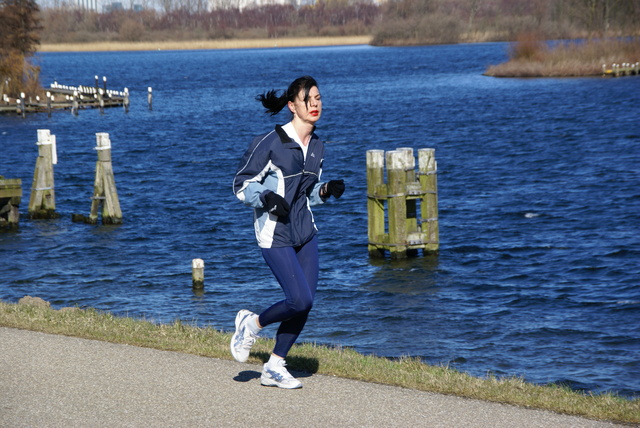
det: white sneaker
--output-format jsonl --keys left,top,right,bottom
{"left": 230, "top": 309, "right": 259, "bottom": 363}
{"left": 260, "top": 359, "right": 302, "bottom": 389}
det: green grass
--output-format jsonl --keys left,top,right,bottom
{"left": 1, "top": 299, "right": 638, "bottom": 424}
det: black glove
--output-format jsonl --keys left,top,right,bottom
{"left": 263, "top": 191, "right": 290, "bottom": 217}
{"left": 325, "top": 180, "right": 345, "bottom": 199}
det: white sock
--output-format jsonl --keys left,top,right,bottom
{"left": 267, "top": 354, "right": 284, "bottom": 367}
{"left": 248, "top": 315, "right": 262, "bottom": 335}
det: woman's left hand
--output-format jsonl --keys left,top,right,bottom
{"left": 323, "top": 180, "right": 345, "bottom": 199}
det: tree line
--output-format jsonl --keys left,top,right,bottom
{"left": 40, "top": 2, "right": 381, "bottom": 43}
{"left": 33, "top": 0, "right": 639, "bottom": 44}
{"left": 373, "top": 0, "right": 640, "bottom": 45}
{"left": 1, "top": 0, "right": 639, "bottom": 98}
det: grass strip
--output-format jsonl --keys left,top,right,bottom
{"left": 1, "top": 299, "right": 637, "bottom": 424}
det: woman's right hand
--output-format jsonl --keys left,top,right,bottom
{"left": 264, "top": 192, "right": 290, "bottom": 217}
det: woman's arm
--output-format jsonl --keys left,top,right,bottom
{"left": 233, "top": 134, "right": 273, "bottom": 208}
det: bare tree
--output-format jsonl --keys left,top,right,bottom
{"left": 156, "top": 0, "right": 175, "bottom": 13}
{"left": 0, "top": 0, "right": 43, "bottom": 97}
{"left": 467, "top": 0, "right": 480, "bottom": 32}
{"left": 0, "top": 0, "right": 42, "bottom": 55}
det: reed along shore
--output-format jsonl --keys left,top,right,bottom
{"left": 38, "top": 36, "right": 372, "bottom": 52}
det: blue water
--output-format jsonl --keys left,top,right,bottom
{"left": 1, "top": 43, "right": 639, "bottom": 398}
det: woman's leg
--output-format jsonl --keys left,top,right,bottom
{"left": 259, "top": 236, "right": 319, "bottom": 357}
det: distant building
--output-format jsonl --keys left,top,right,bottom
{"left": 76, "top": 0, "right": 99, "bottom": 11}
{"left": 211, "top": 0, "right": 307, "bottom": 11}
{"left": 103, "top": 1, "right": 124, "bottom": 12}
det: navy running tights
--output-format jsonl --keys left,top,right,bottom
{"left": 258, "top": 235, "right": 319, "bottom": 358}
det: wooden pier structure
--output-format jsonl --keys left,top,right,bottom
{"left": 602, "top": 62, "right": 640, "bottom": 77}
{"left": 0, "top": 79, "right": 129, "bottom": 116}
{"left": 0, "top": 177, "right": 22, "bottom": 229}
{"left": 367, "top": 148, "right": 439, "bottom": 259}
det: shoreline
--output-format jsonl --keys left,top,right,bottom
{"left": 3, "top": 325, "right": 626, "bottom": 427}
{"left": 1, "top": 298, "right": 638, "bottom": 424}
{"left": 38, "top": 36, "right": 372, "bottom": 53}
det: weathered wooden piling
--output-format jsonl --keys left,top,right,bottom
{"left": 98, "top": 89, "right": 105, "bottom": 114}
{"left": 399, "top": 148, "right": 419, "bottom": 255}
{"left": 46, "top": 91, "right": 52, "bottom": 117}
{"left": 418, "top": 148, "right": 439, "bottom": 252}
{"left": 123, "top": 88, "right": 130, "bottom": 113}
{"left": 367, "top": 147, "right": 439, "bottom": 259}
{"left": 19, "top": 93, "right": 25, "bottom": 118}
{"left": 71, "top": 91, "right": 79, "bottom": 116}
{"left": 386, "top": 150, "right": 408, "bottom": 257}
{"left": 192, "top": 258, "right": 205, "bottom": 289}
{"left": 0, "top": 176, "right": 22, "bottom": 229}
{"left": 88, "top": 133, "right": 122, "bottom": 225}
{"left": 28, "top": 129, "right": 59, "bottom": 219}
{"left": 367, "top": 150, "right": 386, "bottom": 258}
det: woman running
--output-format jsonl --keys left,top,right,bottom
{"left": 231, "top": 75, "right": 345, "bottom": 389}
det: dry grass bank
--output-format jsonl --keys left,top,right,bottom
{"left": 38, "top": 36, "right": 372, "bottom": 53}
{"left": 485, "top": 37, "right": 640, "bottom": 77}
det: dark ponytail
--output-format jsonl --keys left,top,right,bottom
{"left": 256, "top": 76, "right": 318, "bottom": 116}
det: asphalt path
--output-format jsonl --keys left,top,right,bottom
{"left": 0, "top": 327, "right": 626, "bottom": 427}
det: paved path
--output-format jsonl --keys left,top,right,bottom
{"left": 0, "top": 327, "right": 625, "bottom": 427}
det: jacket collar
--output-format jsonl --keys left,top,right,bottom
{"left": 275, "top": 124, "right": 317, "bottom": 145}
{"left": 275, "top": 124, "right": 293, "bottom": 143}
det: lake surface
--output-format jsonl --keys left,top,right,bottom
{"left": 1, "top": 43, "right": 639, "bottom": 397}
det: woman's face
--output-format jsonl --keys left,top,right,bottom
{"left": 289, "top": 86, "right": 322, "bottom": 125}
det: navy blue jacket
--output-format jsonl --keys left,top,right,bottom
{"left": 233, "top": 124, "right": 326, "bottom": 248}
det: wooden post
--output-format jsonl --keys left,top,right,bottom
{"left": 396, "top": 147, "right": 422, "bottom": 256}
{"left": 398, "top": 148, "right": 419, "bottom": 254}
{"left": 366, "top": 150, "right": 386, "bottom": 257}
{"left": 46, "top": 91, "right": 52, "bottom": 117}
{"left": 72, "top": 91, "right": 79, "bottom": 116}
{"left": 98, "top": 88, "right": 105, "bottom": 114}
{"left": 192, "top": 258, "right": 204, "bottom": 289}
{"left": 28, "top": 129, "right": 59, "bottom": 219}
{"left": 89, "top": 133, "right": 122, "bottom": 225}
{"left": 366, "top": 147, "right": 439, "bottom": 258}
{"left": 386, "top": 150, "right": 408, "bottom": 259}
{"left": 418, "top": 149, "right": 439, "bottom": 252}
{"left": 20, "top": 92, "right": 26, "bottom": 118}
{"left": 0, "top": 177, "right": 22, "bottom": 229}
{"left": 123, "top": 88, "right": 130, "bottom": 113}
